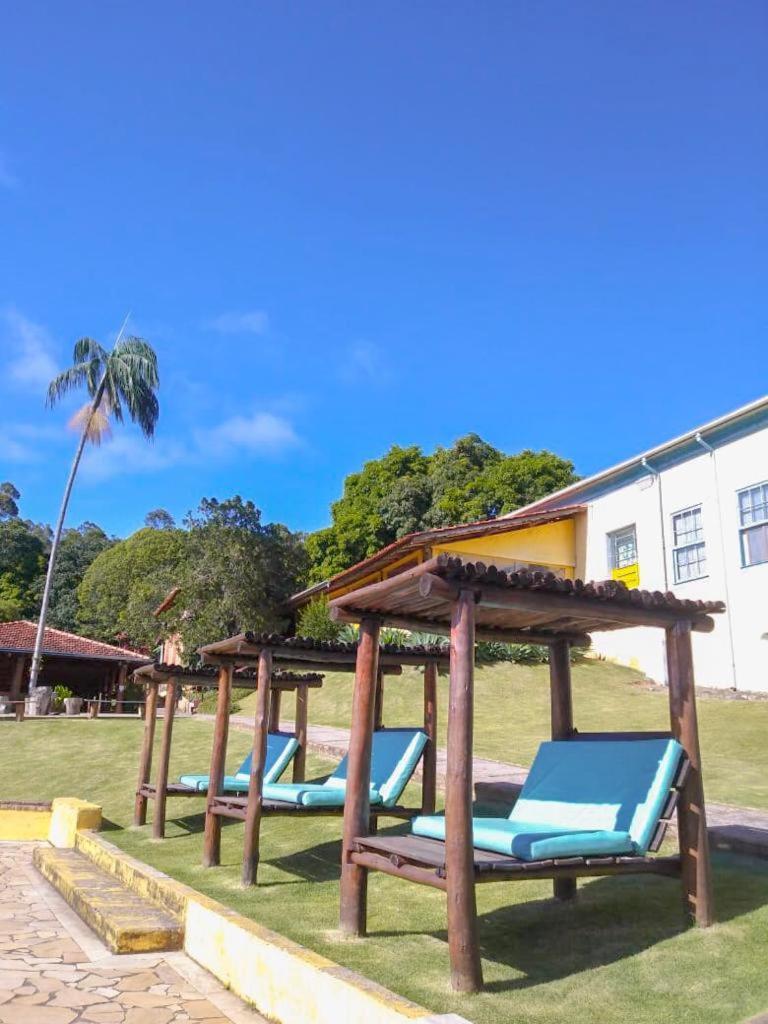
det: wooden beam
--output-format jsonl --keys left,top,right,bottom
{"left": 445, "top": 589, "right": 483, "bottom": 993}
{"left": 268, "top": 687, "right": 282, "bottom": 733}
{"left": 666, "top": 622, "right": 714, "bottom": 926}
{"left": 202, "top": 665, "right": 233, "bottom": 868}
{"left": 115, "top": 662, "right": 128, "bottom": 713}
{"left": 242, "top": 649, "right": 272, "bottom": 886}
{"left": 293, "top": 682, "right": 308, "bottom": 783}
{"left": 152, "top": 680, "right": 177, "bottom": 840}
{"left": 466, "top": 578, "right": 715, "bottom": 634}
{"left": 549, "top": 639, "right": 576, "bottom": 902}
{"left": 330, "top": 605, "right": 590, "bottom": 647}
{"left": 339, "top": 616, "right": 380, "bottom": 937}
{"left": 373, "top": 668, "right": 384, "bottom": 731}
{"left": 201, "top": 650, "right": 406, "bottom": 674}
{"left": 9, "top": 655, "right": 26, "bottom": 702}
{"left": 134, "top": 681, "right": 158, "bottom": 826}
{"left": 421, "top": 662, "right": 438, "bottom": 816}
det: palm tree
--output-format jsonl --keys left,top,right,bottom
{"left": 28, "top": 327, "right": 160, "bottom": 692}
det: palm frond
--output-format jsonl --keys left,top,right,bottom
{"left": 46, "top": 363, "right": 90, "bottom": 407}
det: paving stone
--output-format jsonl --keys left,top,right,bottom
{"left": 124, "top": 1008, "right": 175, "bottom": 1024}
{"left": 0, "top": 845, "right": 266, "bottom": 1024}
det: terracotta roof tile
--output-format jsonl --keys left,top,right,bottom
{"left": 0, "top": 621, "right": 149, "bottom": 663}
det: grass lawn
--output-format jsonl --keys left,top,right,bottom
{"left": 2, "top": 717, "right": 768, "bottom": 1024}
{"left": 234, "top": 658, "right": 768, "bottom": 810}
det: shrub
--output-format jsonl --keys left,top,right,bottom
{"left": 296, "top": 598, "right": 343, "bottom": 641}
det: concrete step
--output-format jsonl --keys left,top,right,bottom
{"left": 33, "top": 846, "right": 184, "bottom": 954}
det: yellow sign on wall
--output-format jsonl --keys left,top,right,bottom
{"left": 612, "top": 563, "right": 640, "bottom": 589}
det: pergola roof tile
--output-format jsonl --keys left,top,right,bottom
{"left": 329, "top": 554, "right": 725, "bottom": 642}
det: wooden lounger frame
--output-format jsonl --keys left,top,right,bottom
{"left": 132, "top": 662, "right": 323, "bottom": 848}
{"left": 350, "top": 740, "right": 690, "bottom": 890}
{"left": 193, "top": 633, "right": 450, "bottom": 885}
{"left": 329, "top": 554, "right": 723, "bottom": 992}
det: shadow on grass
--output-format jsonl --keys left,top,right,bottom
{"left": 371, "top": 852, "right": 768, "bottom": 994}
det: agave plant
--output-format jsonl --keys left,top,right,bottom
{"left": 28, "top": 330, "right": 160, "bottom": 691}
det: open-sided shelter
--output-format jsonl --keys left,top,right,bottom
{"left": 329, "top": 553, "right": 724, "bottom": 993}
{"left": 132, "top": 662, "right": 323, "bottom": 850}
{"left": 198, "top": 633, "right": 450, "bottom": 885}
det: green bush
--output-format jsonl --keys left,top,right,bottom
{"left": 52, "top": 684, "right": 74, "bottom": 711}
{"left": 296, "top": 598, "right": 343, "bottom": 641}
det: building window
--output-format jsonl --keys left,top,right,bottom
{"left": 672, "top": 506, "right": 706, "bottom": 583}
{"left": 608, "top": 525, "right": 637, "bottom": 571}
{"left": 738, "top": 482, "right": 768, "bottom": 567}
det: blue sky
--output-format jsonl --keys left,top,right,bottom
{"left": 1, "top": 2, "right": 766, "bottom": 538}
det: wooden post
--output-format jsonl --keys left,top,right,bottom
{"left": 421, "top": 662, "right": 438, "bottom": 815}
{"left": 445, "top": 589, "right": 483, "bottom": 992}
{"left": 9, "top": 655, "right": 26, "bottom": 702}
{"left": 268, "top": 686, "right": 282, "bottom": 733}
{"left": 339, "top": 616, "right": 380, "bottom": 936}
{"left": 153, "top": 681, "right": 177, "bottom": 840}
{"left": 242, "top": 649, "right": 272, "bottom": 886}
{"left": 293, "top": 682, "right": 308, "bottom": 783}
{"left": 202, "top": 665, "right": 233, "bottom": 867}
{"left": 373, "top": 668, "right": 384, "bottom": 731}
{"left": 115, "top": 662, "right": 128, "bottom": 713}
{"left": 134, "top": 681, "right": 158, "bottom": 826}
{"left": 549, "top": 639, "right": 576, "bottom": 902}
{"left": 666, "top": 621, "right": 714, "bottom": 926}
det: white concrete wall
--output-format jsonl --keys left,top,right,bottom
{"left": 579, "top": 426, "right": 768, "bottom": 692}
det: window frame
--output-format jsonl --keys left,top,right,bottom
{"left": 607, "top": 524, "right": 638, "bottom": 572}
{"left": 670, "top": 503, "right": 707, "bottom": 585}
{"left": 737, "top": 480, "right": 768, "bottom": 568}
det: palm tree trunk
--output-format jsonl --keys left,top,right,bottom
{"left": 28, "top": 377, "right": 107, "bottom": 693}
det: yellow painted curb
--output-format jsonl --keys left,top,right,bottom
{"left": 75, "top": 832, "right": 470, "bottom": 1024}
{"left": 0, "top": 802, "right": 52, "bottom": 841}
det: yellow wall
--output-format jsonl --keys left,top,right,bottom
{"left": 435, "top": 519, "right": 577, "bottom": 576}
{"left": 0, "top": 807, "right": 51, "bottom": 841}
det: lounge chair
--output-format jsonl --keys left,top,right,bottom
{"left": 178, "top": 731, "right": 299, "bottom": 795}
{"left": 260, "top": 727, "right": 428, "bottom": 810}
{"left": 411, "top": 736, "right": 684, "bottom": 860}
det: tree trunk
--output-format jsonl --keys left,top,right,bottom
{"left": 28, "top": 377, "right": 107, "bottom": 692}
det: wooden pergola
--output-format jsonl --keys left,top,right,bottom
{"left": 197, "top": 633, "right": 450, "bottom": 885}
{"left": 132, "top": 661, "right": 324, "bottom": 848}
{"left": 329, "top": 554, "right": 725, "bottom": 993}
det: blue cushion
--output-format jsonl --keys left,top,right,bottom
{"left": 179, "top": 733, "right": 299, "bottom": 794}
{"left": 412, "top": 814, "right": 635, "bottom": 859}
{"left": 510, "top": 738, "right": 683, "bottom": 855}
{"left": 410, "top": 737, "right": 682, "bottom": 861}
{"left": 262, "top": 781, "right": 384, "bottom": 808}
{"left": 263, "top": 728, "right": 427, "bottom": 809}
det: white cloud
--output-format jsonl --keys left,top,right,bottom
{"left": 3, "top": 308, "right": 58, "bottom": 391}
{"left": 1, "top": 423, "right": 65, "bottom": 463}
{"left": 80, "top": 434, "right": 189, "bottom": 482}
{"left": 340, "top": 340, "right": 389, "bottom": 384}
{"left": 205, "top": 310, "right": 269, "bottom": 335}
{"left": 77, "top": 410, "right": 300, "bottom": 481}
{"left": 199, "top": 412, "right": 299, "bottom": 457}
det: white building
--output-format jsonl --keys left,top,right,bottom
{"left": 505, "top": 395, "right": 768, "bottom": 692}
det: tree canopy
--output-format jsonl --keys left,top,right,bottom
{"left": 306, "top": 434, "right": 576, "bottom": 581}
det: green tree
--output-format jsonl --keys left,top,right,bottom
{"left": 35, "top": 523, "right": 114, "bottom": 633}
{"left": 177, "top": 496, "right": 308, "bottom": 655}
{"left": 306, "top": 445, "right": 429, "bottom": 581}
{"left": 0, "top": 482, "right": 20, "bottom": 521}
{"left": 29, "top": 325, "right": 160, "bottom": 689}
{"left": 144, "top": 508, "right": 175, "bottom": 530}
{"left": 0, "top": 519, "right": 47, "bottom": 620}
{"left": 77, "top": 527, "right": 186, "bottom": 648}
{"left": 306, "top": 435, "right": 577, "bottom": 581}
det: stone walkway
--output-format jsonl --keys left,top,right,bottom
{"left": 0, "top": 843, "right": 266, "bottom": 1024}
{"left": 217, "top": 715, "right": 768, "bottom": 857}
